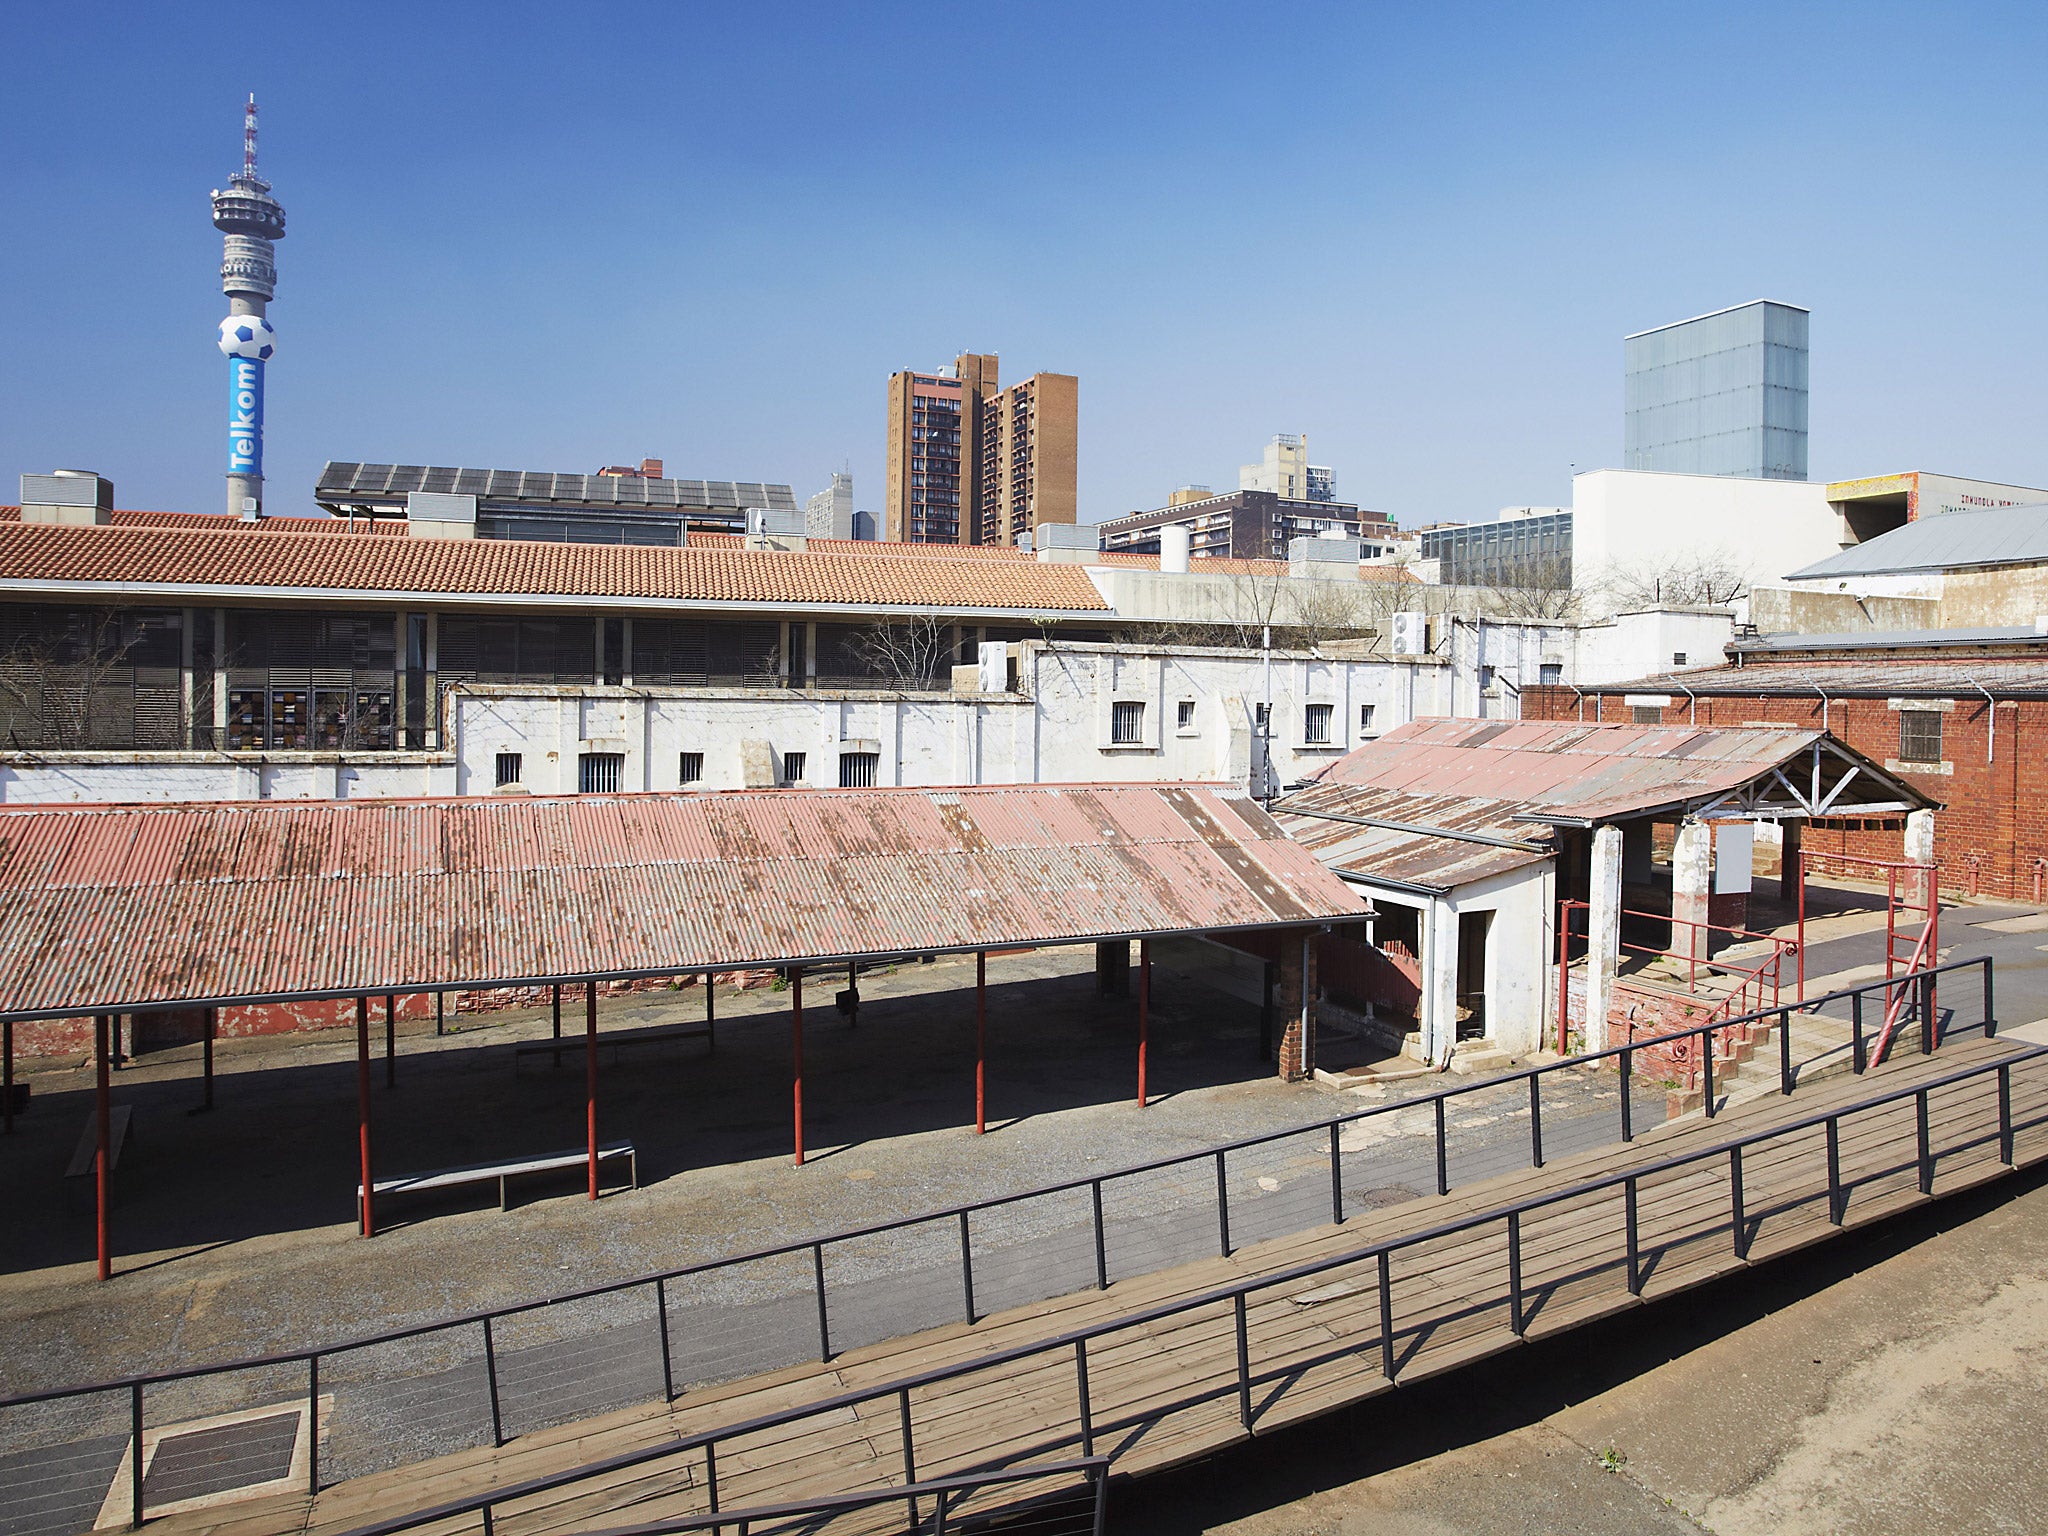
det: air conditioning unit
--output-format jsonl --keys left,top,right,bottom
{"left": 1390, "top": 612, "right": 1428, "bottom": 657}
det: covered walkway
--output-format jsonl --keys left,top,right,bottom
{"left": 0, "top": 783, "right": 1365, "bottom": 1280}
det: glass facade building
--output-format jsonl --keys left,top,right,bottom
{"left": 1419, "top": 513, "right": 1573, "bottom": 588}
{"left": 1624, "top": 301, "right": 1809, "bottom": 480}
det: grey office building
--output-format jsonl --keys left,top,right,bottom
{"left": 1624, "top": 300, "right": 1809, "bottom": 480}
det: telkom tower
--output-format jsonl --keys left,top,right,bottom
{"left": 210, "top": 96, "right": 286, "bottom": 519}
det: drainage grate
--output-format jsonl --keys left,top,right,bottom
{"left": 141, "top": 1411, "right": 299, "bottom": 1508}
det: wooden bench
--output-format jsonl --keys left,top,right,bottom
{"left": 359, "top": 1140, "right": 636, "bottom": 1222}
{"left": 513, "top": 1023, "right": 710, "bottom": 1073}
{"left": 64, "top": 1105, "right": 133, "bottom": 1179}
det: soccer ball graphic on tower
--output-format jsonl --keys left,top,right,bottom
{"left": 217, "top": 314, "right": 277, "bottom": 361}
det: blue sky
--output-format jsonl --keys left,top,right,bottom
{"left": 4, "top": 3, "right": 2045, "bottom": 526}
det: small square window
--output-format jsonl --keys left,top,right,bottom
{"left": 1111, "top": 700, "right": 1145, "bottom": 745}
{"left": 1304, "top": 703, "right": 1334, "bottom": 745}
{"left": 679, "top": 751, "right": 704, "bottom": 785}
{"left": 578, "top": 752, "right": 623, "bottom": 793}
{"left": 1177, "top": 700, "right": 1196, "bottom": 730}
{"left": 781, "top": 751, "right": 808, "bottom": 784}
{"left": 1539, "top": 663, "right": 1563, "bottom": 685}
{"left": 1632, "top": 706, "right": 1663, "bottom": 726}
{"left": 1672, "top": 651, "right": 1688, "bottom": 667}
{"left": 839, "top": 751, "right": 879, "bottom": 788}
{"left": 1359, "top": 703, "right": 1376, "bottom": 732}
{"left": 494, "top": 751, "right": 522, "bottom": 788}
{"left": 1899, "top": 710, "right": 1942, "bottom": 764}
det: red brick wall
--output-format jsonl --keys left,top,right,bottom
{"left": 1525, "top": 685, "right": 2040, "bottom": 901}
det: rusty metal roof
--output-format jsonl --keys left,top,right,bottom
{"left": 1587, "top": 657, "right": 2048, "bottom": 699}
{"left": 0, "top": 783, "right": 1362, "bottom": 1021}
{"left": 1272, "top": 780, "right": 1554, "bottom": 894}
{"left": 1302, "top": 717, "right": 1931, "bottom": 831}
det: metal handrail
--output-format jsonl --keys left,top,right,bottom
{"left": 0, "top": 954, "right": 1996, "bottom": 1421}
{"left": 330, "top": 1035, "right": 2046, "bottom": 1536}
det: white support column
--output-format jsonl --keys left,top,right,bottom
{"left": 1424, "top": 897, "right": 1459, "bottom": 1065}
{"left": 1671, "top": 819, "right": 1713, "bottom": 968}
{"left": 1905, "top": 808, "right": 1937, "bottom": 909}
{"left": 1585, "top": 824, "right": 1624, "bottom": 1052}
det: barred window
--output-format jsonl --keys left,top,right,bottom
{"left": 578, "top": 752, "right": 623, "bottom": 793}
{"left": 1304, "top": 703, "right": 1334, "bottom": 745}
{"left": 1111, "top": 700, "right": 1145, "bottom": 745}
{"left": 494, "top": 751, "right": 522, "bottom": 787}
{"left": 839, "top": 751, "right": 879, "bottom": 788}
{"left": 1177, "top": 700, "right": 1196, "bottom": 730}
{"left": 1632, "top": 706, "right": 1663, "bottom": 725}
{"left": 781, "top": 750, "right": 807, "bottom": 785}
{"left": 679, "top": 751, "right": 704, "bottom": 785}
{"left": 1899, "top": 709, "right": 1943, "bottom": 763}
{"left": 1359, "top": 703, "right": 1377, "bottom": 732}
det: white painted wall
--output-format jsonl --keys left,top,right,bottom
{"left": 1571, "top": 469, "right": 1841, "bottom": 613}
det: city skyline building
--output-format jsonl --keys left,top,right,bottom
{"left": 804, "top": 471, "right": 859, "bottom": 539}
{"left": 1099, "top": 488, "right": 1392, "bottom": 561}
{"left": 884, "top": 352, "right": 996, "bottom": 543}
{"left": 1624, "top": 300, "right": 1809, "bottom": 480}
{"left": 209, "top": 96, "right": 285, "bottom": 520}
{"left": 1239, "top": 434, "right": 1335, "bottom": 503}
{"left": 980, "top": 371, "right": 1078, "bottom": 546}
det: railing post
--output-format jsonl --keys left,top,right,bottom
{"left": 1233, "top": 1292, "right": 1253, "bottom": 1428}
{"left": 1377, "top": 1251, "right": 1396, "bottom": 1382}
{"left": 1999, "top": 1062, "right": 2015, "bottom": 1167}
{"left": 307, "top": 1353, "right": 320, "bottom": 1494}
{"left": 482, "top": 1315, "right": 504, "bottom": 1447}
{"left": 1329, "top": 1122, "right": 1346, "bottom": 1223}
{"left": 1623, "top": 1175, "right": 1640, "bottom": 1296}
{"left": 1852, "top": 990, "right": 1866, "bottom": 1073}
{"left": 1779, "top": 1008, "right": 1793, "bottom": 1095}
{"left": 1619, "top": 1048, "right": 1634, "bottom": 1143}
{"left": 1729, "top": 1147, "right": 1747, "bottom": 1260}
{"left": 1984, "top": 957, "right": 1997, "bottom": 1038}
{"left": 1434, "top": 1096, "right": 1449, "bottom": 1195}
{"left": 1916, "top": 1087, "right": 1933, "bottom": 1194}
{"left": 898, "top": 1387, "right": 918, "bottom": 1528}
{"left": 705, "top": 1440, "right": 720, "bottom": 1530}
{"left": 812, "top": 1242, "right": 831, "bottom": 1361}
{"left": 1920, "top": 970, "right": 1935, "bottom": 1055}
{"left": 1074, "top": 1339, "right": 1095, "bottom": 1456}
{"left": 1703, "top": 1037, "right": 1716, "bottom": 1117}
{"left": 1215, "top": 1150, "right": 1232, "bottom": 1257}
{"left": 1825, "top": 1116, "right": 1843, "bottom": 1225}
{"left": 1092, "top": 1460, "right": 1110, "bottom": 1536}
{"left": 1091, "top": 1180, "right": 1109, "bottom": 1290}
{"left": 1528, "top": 1076, "right": 1544, "bottom": 1168}
{"left": 958, "top": 1210, "right": 976, "bottom": 1324}
{"left": 129, "top": 1380, "right": 144, "bottom": 1528}
{"left": 1506, "top": 1212, "right": 1524, "bottom": 1338}
{"left": 655, "top": 1278, "right": 674, "bottom": 1401}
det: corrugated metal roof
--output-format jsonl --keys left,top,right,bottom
{"left": 0, "top": 783, "right": 1363, "bottom": 1021}
{"left": 1785, "top": 503, "right": 2048, "bottom": 579}
{"left": 1588, "top": 658, "right": 2048, "bottom": 698}
{"left": 1734, "top": 626, "right": 2048, "bottom": 653}
{"left": 1310, "top": 718, "right": 1874, "bottom": 825}
{"left": 1272, "top": 781, "right": 1554, "bottom": 894}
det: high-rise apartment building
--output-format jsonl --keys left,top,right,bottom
{"left": 885, "top": 352, "right": 997, "bottom": 544}
{"left": 980, "top": 372, "right": 1078, "bottom": 546}
{"left": 1624, "top": 300, "right": 1809, "bottom": 480}
{"left": 1239, "top": 434, "right": 1336, "bottom": 502}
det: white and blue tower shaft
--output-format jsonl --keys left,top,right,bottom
{"left": 209, "top": 96, "right": 285, "bottom": 519}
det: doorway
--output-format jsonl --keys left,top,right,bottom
{"left": 1456, "top": 909, "right": 1493, "bottom": 1041}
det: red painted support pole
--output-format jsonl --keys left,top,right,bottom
{"left": 356, "top": 997, "right": 374, "bottom": 1238}
{"left": 792, "top": 970, "right": 806, "bottom": 1167}
{"left": 586, "top": 980, "right": 600, "bottom": 1199}
{"left": 95, "top": 1015, "right": 111, "bottom": 1281}
{"left": 1138, "top": 941, "right": 1151, "bottom": 1109}
{"left": 975, "top": 951, "right": 987, "bottom": 1134}
{"left": 384, "top": 993, "right": 397, "bottom": 1089}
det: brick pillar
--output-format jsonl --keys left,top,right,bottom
{"left": 1276, "top": 931, "right": 1318, "bottom": 1082}
{"left": 1671, "top": 820, "right": 1712, "bottom": 965}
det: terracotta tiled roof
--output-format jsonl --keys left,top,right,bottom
{"left": 0, "top": 507, "right": 407, "bottom": 535}
{"left": 0, "top": 519, "right": 1111, "bottom": 612}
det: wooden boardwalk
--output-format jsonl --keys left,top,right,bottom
{"left": 146, "top": 1034, "right": 2048, "bottom": 1536}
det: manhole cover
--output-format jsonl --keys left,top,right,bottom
{"left": 1348, "top": 1185, "right": 1422, "bottom": 1211}
{"left": 142, "top": 1411, "right": 299, "bottom": 1507}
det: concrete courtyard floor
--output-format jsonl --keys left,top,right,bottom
{"left": 0, "top": 946, "right": 1641, "bottom": 1397}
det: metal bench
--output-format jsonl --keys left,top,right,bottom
{"left": 512, "top": 1023, "right": 711, "bottom": 1073}
{"left": 358, "top": 1140, "right": 636, "bottom": 1222}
